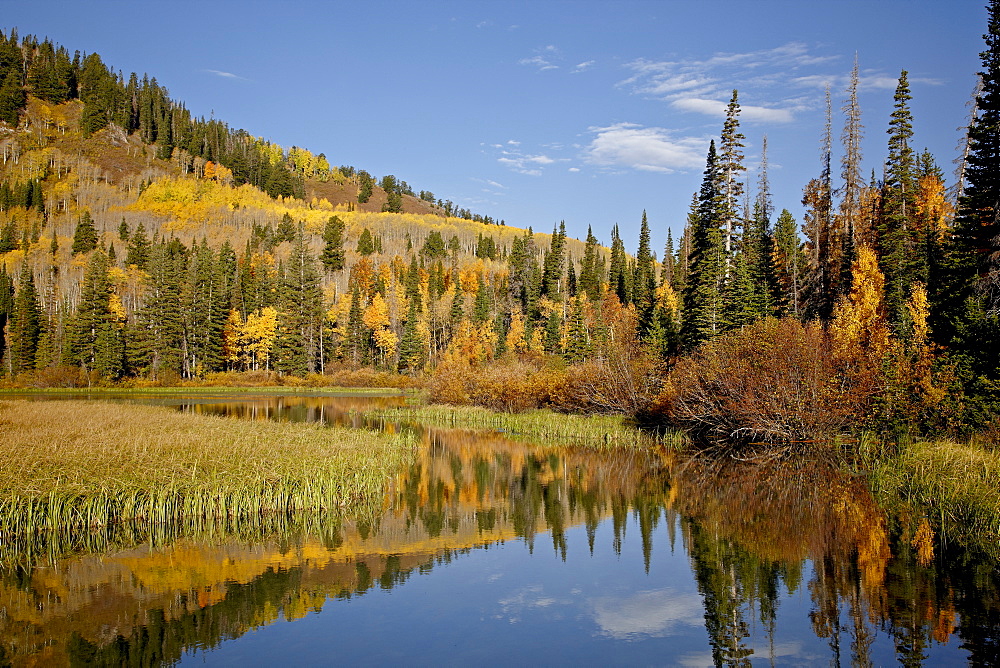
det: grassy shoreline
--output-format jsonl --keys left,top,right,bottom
{"left": 864, "top": 439, "right": 1000, "bottom": 558}
{"left": 0, "top": 399, "right": 416, "bottom": 538}
{"left": 361, "top": 404, "right": 684, "bottom": 449}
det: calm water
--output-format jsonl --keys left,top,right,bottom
{"left": 2, "top": 393, "right": 998, "bottom": 666}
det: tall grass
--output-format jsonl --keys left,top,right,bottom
{"left": 363, "top": 404, "right": 684, "bottom": 449}
{"left": 865, "top": 439, "right": 1000, "bottom": 558}
{"left": 0, "top": 400, "right": 415, "bottom": 540}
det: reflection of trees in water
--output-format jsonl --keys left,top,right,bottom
{"left": 2, "top": 427, "right": 998, "bottom": 667}
{"left": 669, "top": 450, "right": 1000, "bottom": 667}
{"left": 387, "top": 427, "right": 670, "bottom": 564}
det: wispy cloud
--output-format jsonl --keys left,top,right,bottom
{"left": 584, "top": 123, "right": 707, "bottom": 173}
{"left": 671, "top": 98, "right": 796, "bottom": 123}
{"left": 520, "top": 45, "right": 561, "bottom": 71}
{"left": 621, "top": 42, "right": 844, "bottom": 123}
{"left": 572, "top": 60, "right": 595, "bottom": 74}
{"left": 203, "top": 69, "right": 249, "bottom": 81}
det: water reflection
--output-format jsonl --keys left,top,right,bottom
{"left": 1, "top": 395, "right": 998, "bottom": 666}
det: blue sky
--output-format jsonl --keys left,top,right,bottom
{"left": 2, "top": 0, "right": 989, "bottom": 252}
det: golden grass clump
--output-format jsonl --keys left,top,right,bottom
{"left": 868, "top": 439, "right": 1000, "bottom": 557}
{"left": 0, "top": 400, "right": 415, "bottom": 535}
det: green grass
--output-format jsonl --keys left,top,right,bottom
{"left": 361, "top": 404, "right": 685, "bottom": 449}
{"left": 865, "top": 438, "right": 1000, "bottom": 558}
{"left": 0, "top": 400, "right": 416, "bottom": 540}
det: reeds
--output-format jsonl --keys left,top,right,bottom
{"left": 866, "top": 439, "right": 1000, "bottom": 558}
{"left": 363, "top": 404, "right": 682, "bottom": 449}
{"left": 0, "top": 400, "right": 415, "bottom": 540}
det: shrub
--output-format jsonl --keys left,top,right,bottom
{"left": 656, "top": 317, "right": 881, "bottom": 442}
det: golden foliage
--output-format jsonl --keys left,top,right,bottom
{"left": 912, "top": 517, "right": 935, "bottom": 567}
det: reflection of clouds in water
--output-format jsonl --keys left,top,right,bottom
{"left": 677, "top": 641, "right": 817, "bottom": 667}
{"left": 497, "top": 585, "right": 569, "bottom": 623}
{"left": 591, "top": 589, "right": 703, "bottom": 640}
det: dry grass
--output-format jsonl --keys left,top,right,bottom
{"left": 0, "top": 400, "right": 415, "bottom": 535}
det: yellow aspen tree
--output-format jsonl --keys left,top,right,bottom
{"left": 831, "top": 245, "right": 889, "bottom": 359}
{"left": 244, "top": 307, "right": 278, "bottom": 370}
{"left": 223, "top": 309, "right": 245, "bottom": 367}
{"left": 506, "top": 311, "right": 528, "bottom": 353}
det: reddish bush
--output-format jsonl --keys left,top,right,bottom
{"left": 655, "top": 317, "right": 883, "bottom": 442}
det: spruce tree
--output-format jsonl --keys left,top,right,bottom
{"left": 719, "top": 90, "right": 747, "bottom": 262}
{"left": 8, "top": 263, "right": 41, "bottom": 374}
{"left": 0, "top": 265, "right": 12, "bottom": 364}
{"left": 880, "top": 70, "right": 919, "bottom": 331}
{"left": 125, "top": 222, "right": 151, "bottom": 268}
{"left": 71, "top": 210, "right": 99, "bottom": 255}
{"left": 681, "top": 141, "right": 726, "bottom": 350}
{"left": 633, "top": 211, "right": 656, "bottom": 336}
{"left": 321, "top": 215, "right": 346, "bottom": 271}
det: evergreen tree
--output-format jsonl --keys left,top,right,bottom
{"left": 633, "top": 211, "right": 656, "bottom": 336}
{"left": 397, "top": 294, "right": 424, "bottom": 373}
{"left": 541, "top": 221, "right": 567, "bottom": 299}
{"left": 125, "top": 222, "right": 151, "bottom": 269}
{"left": 772, "top": 209, "right": 805, "bottom": 317}
{"left": 0, "top": 69, "right": 25, "bottom": 127}
{"left": 8, "top": 263, "right": 41, "bottom": 374}
{"left": 579, "top": 226, "right": 602, "bottom": 301}
{"left": 719, "top": 90, "right": 747, "bottom": 262}
{"left": 357, "top": 228, "right": 376, "bottom": 256}
{"left": 681, "top": 141, "right": 726, "bottom": 350}
{"left": 71, "top": 251, "right": 125, "bottom": 378}
{"left": 880, "top": 70, "right": 919, "bottom": 332}
{"left": 321, "top": 215, "right": 346, "bottom": 271}
{"left": 275, "top": 224, "right": 323, "bottom": 375}
{"left": 132, "top": 239, "right": 186, "bottom": 377}
{"left": 0, "top": 265, "right": 12, "bottom": 364}
{"left": 71, "top": 210, "right": 99, "bottom": 255}
{"left": 118, "top": 218, "right": 130, "bottom": 241}
{"left": 608, "top": 225, "right": 631, "bottom": 304}
{"left": 936, "top": 0, "right": 1000, "bottom": 421}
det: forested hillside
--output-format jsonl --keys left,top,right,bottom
{"left": 1, "top": 0, "right": 999, "bottom": 439}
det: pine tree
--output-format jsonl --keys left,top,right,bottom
{"left": 8, "top": 263, "right": 42, "bottom": 374}
{"left": 125, "top": 222, "right": 151, "bottom": 268}
{"left": 579, "top": 226, "right": 602, "bottom": 301}
{"left": 357, "top": 228, "right": 376, "bottom": 256}
{"left": 321, "top": 215, "right": 346, "bottom": 271}
{"left": 608, "top": 225, "right": 630, "bottom": 304}
{"left": 397, "top": 294, "right": 424, "bottom": 373}
{"left": 541, "top": 221, "right": 567, "bottom": 299}
{"left": 0, "top": 69, "right": 25, "bottom": 127}
{"left": 71, "top": 251, "right": 126, "bottom": 378}
{"left": 275, "top": 224, "right": 323, "bottom": 375}
{"left": 772, "top": 209, "right": 805, "bottom": 318}
{"left": 681, "top": 141, "right": 726, "bottom": 350}
{"left": 880, "top": 70, "right": 919, "bottom": 331}
{"left": 0, "top": 265, "right": 12, "bottom": 364}
{"left": 719, "top": 90, "right": 747, "bottom": 263}
{"left": 71, "top": 210, "right": 99, "bottom": 255}
{"left": 633, "top": 210, "right": 656, "bottom": 336}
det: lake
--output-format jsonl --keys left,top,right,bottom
{"left": 1, "top": 392, "right": 997, "bottom": 666}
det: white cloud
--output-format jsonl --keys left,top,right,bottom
{"left": 671, "top": 97, "right": 796, "bottom": 123}
{"left": 204, "top": 69, "right": 248, "bottom": 81}
{"left": 591, "top": 589, "right": 704, "bottom": 640}
{"left": 584, "top": 123, "right": 706, "bottom": 173}
{"left": 519, "top": 55, "right": 558, "bottom": 71}
{"left": 572, "top": 60, "right": 596, "bottom": 74}
{"left": 568, "top": 167, "right": 580, "bottom": 172}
